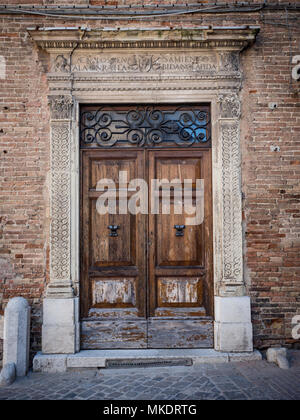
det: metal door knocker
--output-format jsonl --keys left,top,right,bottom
{"left": 174, "top": 225, "right": 185, "bottom": 237}
{"left": 108, "top": 225, "right": 120, "bottom": 237}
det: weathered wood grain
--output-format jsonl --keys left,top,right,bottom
{"left": 147, "top": 319, "right": 213, "bottom": 349}
{"left": 92, "top": 278, "right": 136, "bottom": 306}
{"left": 158, "top": 277, "right": 203, "bottom": 306}
{"left": 81, "top": 320, "right": 147, "bottom": 349}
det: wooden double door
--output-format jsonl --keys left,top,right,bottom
{"left": 80, "top": 148, "right": 213, "bottom": 349}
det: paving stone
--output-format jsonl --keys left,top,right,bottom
{"left": 0, "top": 353, "right": 299, "bottom": 400}
{"left": 223, "top": 391, "right": 248, "bottom": 400}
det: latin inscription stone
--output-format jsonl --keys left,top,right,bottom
{"left": 53, "top": 53, "right": 218, "bottom": 74}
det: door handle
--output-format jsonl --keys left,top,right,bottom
{"left": 108, "top": 225, "right": 120, "bottom": 237}
{"left": 174, "top": 225, "right": 185, "bottom": 237}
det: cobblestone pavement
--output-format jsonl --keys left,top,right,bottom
{"left": 0, "top": 351, "right": 300, "bottom": 400}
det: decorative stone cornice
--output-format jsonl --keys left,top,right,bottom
{"left": 28, "top": 27, "right": 260, "bottom": 52}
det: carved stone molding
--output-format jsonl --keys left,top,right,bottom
{"left": 35, "top": 39, "right": 254, "bottom": 50}
{"left": 218, "top": 93, "right": 241, "bottom": 119}
{"left": 52, "top": 54, "right": 71, "bottom": 74}
{"left": 49, "top": 75, "right": 240, "bottom": 83}
{"left": 61, "top": 85, "right": 240, "bottom": 91}
{"left": 48, "top": 95, "right": 73, "bottom": 120}
{"left": 47, "top": 116, "right": 74, "bottom": 299}
{"left": 51, "top": 122, "right": 71, "bottom": 172}
{"left": 220, "top": 52, "right": 240, "bottom": 73}
{"left": 28, "top": 27, "right": 260, "bottom": 52}
{"left": 218, "top": 121, "right": 244, "bottom": 297}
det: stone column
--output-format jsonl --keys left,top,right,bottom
{"left": 214, "top": 93, "right": 253, "bottom": 352}
{"left": 42, "top": 95, "right": 79, "bottom": 354}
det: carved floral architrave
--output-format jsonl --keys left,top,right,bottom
{"left": 219, "top": 119, "right": 245, "bottom": 297}
{"left": 47, "top": 96, "right": 74, "bottom": 298}
{"left": 29, "top": 28, "right": 259, "bottom": 301}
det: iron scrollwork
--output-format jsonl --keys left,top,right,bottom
{"left": 80, "top": 105, "right": 211, "bottom": 148}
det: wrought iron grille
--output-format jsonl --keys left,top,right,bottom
{"left": 80, "top": 104, "right": 211, "bottom": 148}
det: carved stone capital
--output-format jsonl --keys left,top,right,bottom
{"left": 218, "top": 93, "right": 241, "bottom": 119}
{"left": 48, "top": 95, "right": 73, "bottom": 120}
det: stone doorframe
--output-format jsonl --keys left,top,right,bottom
{"left": 29, "top": 26, "right": 259, "bottom": 354}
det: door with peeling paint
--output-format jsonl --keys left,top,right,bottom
{"left": 80, "top": 104, "right": 214, "bottom": 349}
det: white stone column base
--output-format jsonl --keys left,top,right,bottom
{"left": 42, "top": 298, "right": 79, "bottom": 354}
{"left": 214, "top": 296, "right": 253, "bottom": 353}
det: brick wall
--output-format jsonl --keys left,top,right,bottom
{"left": 0, "top": 14, "right": 50, "bottom": 361}
{"left": 0, "top": 314, "right": 3, "bottom": 365}
{"left": 241, "top": 18, "right": 300, "bottom": 349}
{"left": 0, "top": 2, "right": 299, "bottom": 361}
{"left": 0, "top": 1, "right": 276, "bottom": 5}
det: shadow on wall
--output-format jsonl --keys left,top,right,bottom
{"left": 0, "top": 315, "right": 3, "bottom": 365}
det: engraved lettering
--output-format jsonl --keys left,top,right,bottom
{"left": 69, "top": 53, "right": 217, "bottom": 74}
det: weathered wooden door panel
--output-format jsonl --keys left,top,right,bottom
{"left": 90, "top": 203, "right": 137, "bottom": 267}
{"left": 81, "top": 320, "right": 147, "bottom": 350}
{"left": 81, "top": 150, "right": 147, "bottom": 348}
{"left": 147, "top": 319, "right": 213, "bottom": 349}
{"left": 148, "top": 150, "right": 213, "bottom": 347}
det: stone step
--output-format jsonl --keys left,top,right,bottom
{"left": 33, "top": 349, "right": 262, "bottom": 373}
